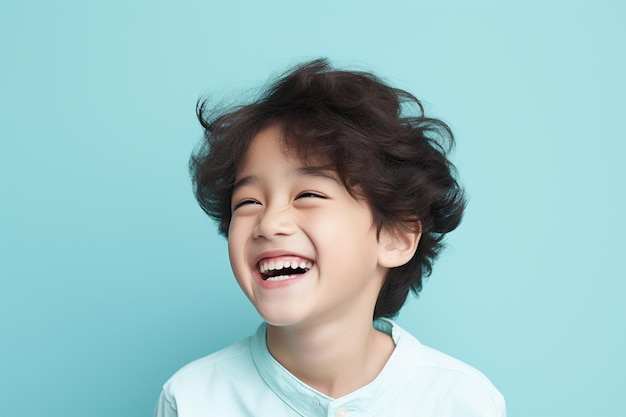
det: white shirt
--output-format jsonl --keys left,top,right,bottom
{"left": 155, "top": 319, "right": 506, "bottom": 417}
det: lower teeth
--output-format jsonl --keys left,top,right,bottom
{"left": 265, "top": 275, "right": 294, "bottom": 282}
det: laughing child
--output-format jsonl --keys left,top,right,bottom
{"left": 155, "top": 59, "right": 506, "bottom": 416}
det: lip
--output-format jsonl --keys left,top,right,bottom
{"left": 252, "top": 250, "right": 314, "bottom": 289}
{"left": 252, "top": 250, "right": 314, "bottom": 266}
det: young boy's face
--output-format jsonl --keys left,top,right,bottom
{"left": 227, "top": 124, "right": 390, "bottom": 328}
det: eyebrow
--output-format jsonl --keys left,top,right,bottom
{"left": 232, "top": 176, "right": 255, "bottom": 194}
{"left": 232, "top": 166, "right": 338, "bottom": 193}
{"left": 297, "top": 165, "right": 338, "bottom": 181}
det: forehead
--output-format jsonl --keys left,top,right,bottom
{"left": 232, "top": 128, "right": 338, "bottom": 199}
{"left": 244, "top": 124, "right": 287, "bottom": 156}
{"left": 236, "top": 124, "right": 332, "bottom": 177}
{"left": 236, "top": 125, "right": 290, "bottom": 175}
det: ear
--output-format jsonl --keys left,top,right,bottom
{"left": 377, "top": 224, "right": 421, "bottom": 268}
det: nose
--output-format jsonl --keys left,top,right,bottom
{"left": 253, "top": 204, "right": 296, "bottom": 239}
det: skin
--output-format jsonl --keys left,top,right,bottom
{"left": 227, "top": 124, "right": 420, "bottom": 398}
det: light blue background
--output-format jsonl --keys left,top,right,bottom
{"left": 1, "top": 1, "right": 624, "bottom": 416}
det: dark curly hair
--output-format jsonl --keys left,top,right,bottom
{"left": 191, "top": 59, "right": 466, "bottom": 319}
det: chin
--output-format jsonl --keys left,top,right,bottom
{"left": 255, "top": 306, "right": 309, "bottom": 328}
{"left": 258, "top": 313, "right": 301, "bottom": 327}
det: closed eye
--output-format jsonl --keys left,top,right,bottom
{"left": 232, "top": 199, "right": 261, "bottom": 211}
{"left": 296, "top": 192, "right": 326, "bottom": 200}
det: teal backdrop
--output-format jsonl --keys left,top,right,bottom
{"left": 1, "top": 1, "right": 624, "bottom": 416}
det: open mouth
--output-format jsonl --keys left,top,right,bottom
{"left": 258, "top": 258, "right": 313, "bottom": 282}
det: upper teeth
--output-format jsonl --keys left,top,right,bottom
{"left": 259, "top": 260, "right": 313, "bottom": 274}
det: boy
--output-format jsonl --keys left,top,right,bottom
{"left": 155, "top": 59, "right": 506, "bottom": 416}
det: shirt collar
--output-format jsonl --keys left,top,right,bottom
{"left": 250, "top": 318, "right": 423, "bottom": 417}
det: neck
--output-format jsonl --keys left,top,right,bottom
{"left": 266, "top": 314, "right": 395, "bottom": 398}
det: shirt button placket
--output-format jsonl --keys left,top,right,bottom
{"left": 335, "top": 407, "right": 348, "bottom": 417}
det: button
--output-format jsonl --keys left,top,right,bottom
{"left": 336, "top": 408, "right": 347, "bottom": 417}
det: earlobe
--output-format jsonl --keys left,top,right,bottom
{"left": 377, "top": 224, "right": 421, "bottom": 268}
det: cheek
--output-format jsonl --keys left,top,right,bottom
{"left": 227, "top": 216, "right": 248, "bottom": 249}
{"left": 227, "top": 226, "right": 246, "bottom": 273}
{"left": 312, "top": 211, "right": 378, "bottom": 254}
{"left": 228, "top": 237, "right": 254, "bottom": 297}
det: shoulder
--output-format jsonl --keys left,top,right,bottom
{"left": 420, "top": 343, "right": 503, "bottom": 393}
{"left": 162, "top": 336, "right": 254, "bottom": 396}
{"left": 155, "top": 336, "right": 261, "bottom": 417}
{"left": 416, "top": 344, "right": 506, "bottom": 415}
{"left": 389, "top": 321, "right": 506, "bottom": 416}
